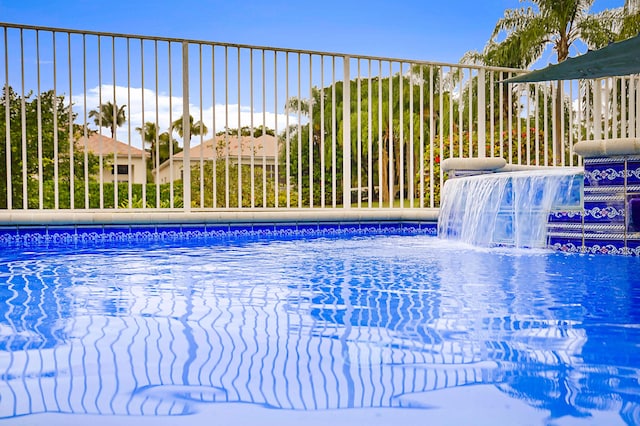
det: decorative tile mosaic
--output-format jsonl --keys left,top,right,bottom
{"left": 544, "top": 156, "right": 640, "bottom": 255}
{"left": 628, "top": 195, "right": 640, "bottom": 233}
{"left": 627, "top": 161, "right": 640, "bottom": 185}
{"left": 583, "top": 162, "right": 625, "bottom": 186}
{"left": 548, "top": 236, "right": 583, "bottom": 254}
{"left": 582, "top": 238, "right": 627, "bottom": 255}
{"left": 0, "top": 222, "right": 438, "bottom": 247}
{"left": 548, "top": 210, "right": 582, "bottom": 223}
{"left": 627, "top": 239, "right": 640, "bottom": 256}
{"left": 583, "top": 201, "right": 625, "bottom": 223}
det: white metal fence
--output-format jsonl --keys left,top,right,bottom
{"left": 0, "top": 23, "right": 634, "bottom": 211}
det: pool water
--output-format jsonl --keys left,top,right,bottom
{"left": 1, "top": 234, "right": 640, "bottom": 425}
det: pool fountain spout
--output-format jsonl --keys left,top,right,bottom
{"left": 438, "top": 168, "right": 583, "bottom": 249}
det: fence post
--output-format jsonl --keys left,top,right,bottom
{"left": 593, "top": 79, "right": 602, "bottom": 140}
{"left": 477, "top": 69, "right": 486, "bottom": 158}
{"left": 342, "top": 56, "right": 351, "bottom": 208}
{"left": 3, "top": 82, "right": 10, "bottom": 210}
{"left": 4, "top": 28, "right": 13, "bottom": 209}
{"left": 182, "top": 41, "right": 191, "bottom": 211}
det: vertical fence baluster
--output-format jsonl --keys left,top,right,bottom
{"left": 273, "top": 50, "right": 278, "bottom": 208}
{"left": 367, "top": 59, "right": 372, "bottom": 209}
{"left": 331, "top": 56, "right": 336, "bottom": 208}
{"left": 140, "top": 39, "right": 146, "bottom": 209}
{"left": 52, "top": 32, "right": 59, "bottom": 210}
{"left": 478, "top": 69, "right": 486, "bottom": 158}
{"left": 388, "top": 61, "right": 393, "bottom": 208}
{"left": 237, "top": 47, "right": 242, "bottom": 208}
{"left": 112, "top": 36, "right": 118, "bottom": 209}
{"left": 357, "top": 58, "right": 362, "bottom": 208}
{"left": 297, "top": 52, "right": 302, "bottom": 208}
{"left": 3, "top": 28, "right": 10, "bottom": 209}
{"left": 320, "top": 55, "right": 325, "bottom": 208}
{"left": 308, "top": 53, "right": 314, "bottom": 209}
{"left": 20, "top": 30, "right": 27, "bottom": 209}
{"left": 342, "top": 56, "right": 351, "bottom": 209}
{"left": 182, "top": 41, "right": 191, "bottom": 211}
{"left": 249, "top": 48, "right": 255, "bottom": 209}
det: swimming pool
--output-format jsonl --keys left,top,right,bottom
{"left": 1, "top": 231, "right": 639, "bottom": 425}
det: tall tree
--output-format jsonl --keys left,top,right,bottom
{"left": 136, "top": 121, "right": 159, "bottom": 167}
{"left": 136, "top": 121, "right": 182, "bottom": 172}
{"left": 171, "top": 115, "right": 208, "bottom": 140}
{"left": 465, "top": 0, "right": 640, "bottom": 163}
{"left": 1, "top": 86, "right": 99, "bottom": 208}
{"left": 285, "top": 70, "right": 444, "bottom": 206}
{"left": 157, "top": 131, "right": 180, "bottom": 165}
{"left": 217, "top": 125, "right": 275, "bottom": 137}
{"left": 89, "top": 101, "right": 126, "bottom": 138}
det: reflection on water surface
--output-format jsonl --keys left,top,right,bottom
{"left": 0, "top": 235, "right": 639, "bottom": 424}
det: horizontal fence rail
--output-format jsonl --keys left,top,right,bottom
{"left": 0, "top": 22, "right": 630, "bottom": 211}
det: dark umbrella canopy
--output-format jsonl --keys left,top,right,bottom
{"left": 505, "top": 34, "right": 640, "bottom": 83}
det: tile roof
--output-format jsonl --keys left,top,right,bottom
{"left": 173, "top": 134, "right": 278, "bottom": 160}
{"left": 76, "top": 134, "right": 147, "bottom": 157}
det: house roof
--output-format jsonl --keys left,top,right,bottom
{"left": 173, "top": 134, "right": 278, "bottom": 160}
{"left": 154, "top": 134, "right": 278, "bottom": 174}
{"left": 76, "top": 133, "right": 147, "bottom": 157}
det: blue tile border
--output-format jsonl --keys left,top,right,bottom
{"left": 584, "top": 164, "right": 625, "bottom": 186}
{"left": 548, "top": 237, "right": 583, "bottom": 254}
{"left": 583, "top": 238, "right": 627, "bottom": 255}
{"left": 548, "top": 210, "right": 582, "bottom": 223}
{"left": 583, "top": 200, "right": 625, "bottom": 223}
{"left": 0, "top": 221, "right": 438, "bottom": 248}
{"left": 627, "top": 161, "right": 640, "bottom": 185}
{"left": 627, "top": 239, "right": 640, "bottom": 256}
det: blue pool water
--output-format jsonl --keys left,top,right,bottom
{"left": 1, "top": 233, "right": 640, "bottom": 425}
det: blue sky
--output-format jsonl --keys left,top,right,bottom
{"left": 0, "top": 0, "right": 627, "bottom": 65}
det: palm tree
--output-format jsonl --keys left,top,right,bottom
{"left": 171, "top": 115, "right": 208, "bottom": 140}
{"left": 136, "top": 121, "right": 160, "bottom": 167}
{"left": 286, "top": 73, "right": 441, "bottom": 205}
{"left": 465, "top": 0, "right": 640, "bottom": 163}
{"left": 89, "top": 101, "right": 126, "bottom": 138}
{"left": 136, "top": 121, "right": 184, "bottom": 168}
{"left": 157, "top": 131, "right": 181, "bottom": 164}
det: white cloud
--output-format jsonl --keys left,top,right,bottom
{"left": 72, "top": 85, "right": 299, "bottom": 148}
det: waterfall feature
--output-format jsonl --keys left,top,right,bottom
{"left": 438, "top": 169, "right": 583, "bottom": 248}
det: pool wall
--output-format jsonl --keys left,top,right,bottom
{"left": 0, "top": 209, "right": 438, "bottom": 245}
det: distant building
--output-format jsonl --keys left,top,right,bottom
{"left": 154, "top": 134, "right": 278, "bottom": 184}
{"left": 76, "top": 134, "right": 148, "bottom": 185}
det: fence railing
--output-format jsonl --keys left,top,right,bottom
{"left": 0, "top": 22, "right": 635, "bottom": 211}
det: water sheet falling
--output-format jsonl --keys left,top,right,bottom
{"left": 438, "top": 168, "right": 583, "bottom": 248}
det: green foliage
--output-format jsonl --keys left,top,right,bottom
{"left": 136, "top": 121, "right": 183, "bottom": 180}
{"left": 190, "top": 160, "right": 291, "bottom": 208}
{"left": 217, "top": 125, "right": 275, "bottom": 137}
{"left": 89, "top": 101, "right": 126, "bottom": 137}
{"left": 0, "top": 86, "right": 100, "bottom": 209}
{"left": 462, "top": 1, "right": 640, "bottom": 164}
{"left": 20, "top": 180, "right": 180, "bottom": 209}
{"left": 284, "top": 69, "right": 451, "bottom": 206}
{"left": 171, "top": 115, "right": 208, "bottom": 139}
